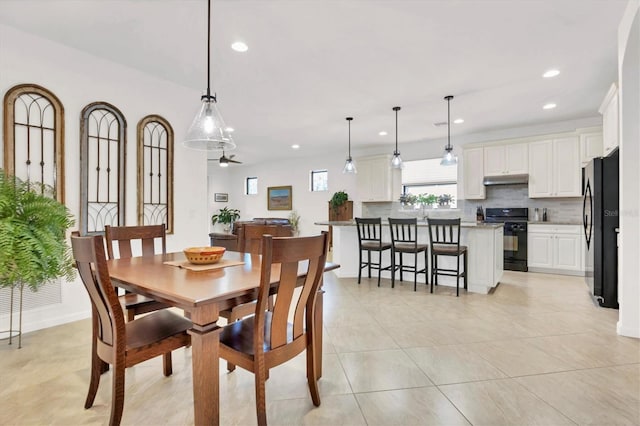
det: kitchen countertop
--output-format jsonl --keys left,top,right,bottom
{"left": 315, "top": 220, "right": 503, "bottom": 229}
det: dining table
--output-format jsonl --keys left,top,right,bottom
{"left": 106, "top": 250, "right": 338, "bottom": 425}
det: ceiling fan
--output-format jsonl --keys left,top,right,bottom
{"left": 218, "top": 150, "right": 242, "bottom": 167}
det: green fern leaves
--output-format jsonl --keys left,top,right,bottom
{"left": 0, "top": 172, "right": 75, "bottom": 291}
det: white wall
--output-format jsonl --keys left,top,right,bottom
{"left": 617, "top": 1, "right": 640, "bottom": 338}
{"left": 0, "top": 24, "right": 209, "bottom": 333}
{"left": 208, "top": 152, "right": 360, "bottom": 237}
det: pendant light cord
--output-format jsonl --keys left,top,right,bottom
{"left": 393, "top": 106, "right": 401, "bottom": 154}
{"left": 348, "top": 118, "right": 351, "bottom": 156}
{"left": 447, "top": 97, "right": 451, "bottom": 149}
{"left": 207, "top": 0, "right": 210, "bottom": 98}
{"left": 204, "top": 0, "right": 216, "bottom": 102}
{"left": 445, "top": 95, "right": 453, "bottom": 150}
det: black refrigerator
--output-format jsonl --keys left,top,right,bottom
{"left": 582, "top": 149, "right": 619, "bottom": 309}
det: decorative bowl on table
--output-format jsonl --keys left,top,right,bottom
{"left": 183, "top": 246, "right": 226, "bottom": 265}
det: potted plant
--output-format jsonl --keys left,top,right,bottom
{"left": 438, "top": 194, "right": 454, "bottom": 208}
{"left": 0, "top": 172, "right": 75, "bottom": 291}
{"left": 399, "top": 193, "right": 417, "bottom": 207}
{"left": 417, "top": 193, "right": 438, "bottom": 208}
{"left": 0, "top": 172, "right": 75, "bottom": 346}
{"left": 328, "top": 190, "right": 352, "bottom": 221}
{"left": 211, "top": 207, "right": 240, "bottom": 233}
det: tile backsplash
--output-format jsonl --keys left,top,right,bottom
{"left": 461, "top": 184, "right": 583, "bottom": 223}
{"left": 362, "top": 184, "right": 583, "bottom": 224}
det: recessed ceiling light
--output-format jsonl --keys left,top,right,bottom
{"left": 291, "top": 144, "right": 300, "bottom": 149}
{"left": 453, "top": 118, "right": 464, "bottom": 124}
{"left": 231, "top": 41, "right": 248, "bottom": 52}
{"left": 378, "top": 131, "right": 387, "bottom": 136}
{"left": 543, "top": 103, "right": 557, "bottom": 110}
{"left": 225, "top": 127, "right": 234, "bottom": 132}
{"left": 543, "top": 69, "right": 560, "bottom": 78}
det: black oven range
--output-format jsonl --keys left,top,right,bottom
{"left": 484, "top": 208, "right": 529, "bottom": 272}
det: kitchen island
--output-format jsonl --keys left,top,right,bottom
{"left": 316, "top": 220, "right": 504, "bottom": 294}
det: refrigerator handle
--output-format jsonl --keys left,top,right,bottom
{"left": 583, "top": 181, "right": 592, "bottom": 249}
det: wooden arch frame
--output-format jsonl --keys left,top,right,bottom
{"left": 79, "top": 101, "right": 127, "bottom": 235}
{"left": 3, "top": 83, "right": 65, "bottom": 202}
{"left": 137, "top": 114, "right": 174, "bottom": 234}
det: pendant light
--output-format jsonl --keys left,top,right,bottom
{"left": 440, "top": 95, "right": 457, "bottom": 166}
{"left": 184, "top": 0, "right": 235, "bottom": 151}
{"left": 343, "top": 117, "right": 357, "bottom": 173}
{"left": 391, "top": 106, "right": 402, "bottom": 169}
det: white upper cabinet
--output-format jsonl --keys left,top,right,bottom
{"left": 599, "top": 83, "right": 619, "bottom": 157}
{"left": 463, "top": 147, "right": 485, "bottom": 199}
{"left": 580, "top": 131, "right": 603, "bottom": 166}
{"left": 483, "top": 143, "right": 528, "bottom": 176}
{"left": 357, "top": 155, "right": 401, "bottom": 202}
{"left": 529, "top": 137, "right": 581, "bottom": 198}
{"left": 528, "top": 140, "right": 553, "bottom": 197}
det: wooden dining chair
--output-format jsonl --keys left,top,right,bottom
{"left": 222, "top": 223, "right": 292, "bottom": 322}
{"left": 388, "top": 218, "right": 429, "bottom": 291}
{"left": 237, "top": 223, "right": 293, "bottom": 253}
{"left": 104, "top": 225, "right": 170, "bottom": 321}
{"left": 71, "top": 234, "right": 191, "bottom": 426}
{"left": 427, "top": 218, "right": 468, "bottom": 296}
{"left": 219, "top": 232, "right": 329, "bottom": 426}
{"left": 221, "top": 223, "right": 292, "bottom": 372}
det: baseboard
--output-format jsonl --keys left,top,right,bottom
{"left": 527, "top": 267, "right": 584, "bottom": 276}
{"left": 617, "top": 321, "right": 640, "bottom": 338}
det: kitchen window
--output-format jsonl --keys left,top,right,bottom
{"left": 311, "top": 170, "right": 328, "bottom": 192}
{"left": 402, "top": 158, "right": 458, "bottom": 207}
{"left": 246, "top": 176, "right": 258, "bottom": 195}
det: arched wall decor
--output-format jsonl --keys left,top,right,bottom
{"left": 79, "top": 102, "right": 126, "bottom": 235}
{"left": 3, "top": 83, "right": 65, "bottom": 202}
{"left": 137, "top": 115, "right": 174, "bottom": 234}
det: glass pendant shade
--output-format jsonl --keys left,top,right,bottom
{"left": 343, "top": 157, "right": 357, "bottom": 173}
{"left": 440, "top": 146, "right": 457, "bottom": 165}
{"left": 391, "top": 152, "right": 403, "bottom": 168}
{"left": 184, "top": 97, "right": 235, "bottom": 151}
{"left": 343, "top": 116, "right": 357, "bottom": 174}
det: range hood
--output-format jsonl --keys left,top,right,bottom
{"left": 483, "top": 174, "right": 529, "bottom": 186}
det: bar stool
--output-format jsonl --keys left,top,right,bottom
{"left": 427, "top": 218, "right": 468, "bottom": 297}
{"left": 355, "top": 217, "right": 393, "bottom": 287}
{"left": 388, "top": 218, "right": 429, "bottom": 291}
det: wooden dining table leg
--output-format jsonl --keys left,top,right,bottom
{"left": 188, "top": 305, "right": 222, "bottom": 426}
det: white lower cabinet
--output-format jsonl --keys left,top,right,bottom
{"left": 528, "top": 224, "right": 584, "bottom": 275}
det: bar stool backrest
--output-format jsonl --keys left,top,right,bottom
{"left": 427, "top": 218, "right": 462, "bottom": 248}
{"left": 355, "top": 217, "right": 383, "bottom": 245}
{"left": 388, "top": 218, "right": 419, "bottom": 248}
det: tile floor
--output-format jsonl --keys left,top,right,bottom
{"left": 1, "top": 271, "right": 639, "bottom": 425}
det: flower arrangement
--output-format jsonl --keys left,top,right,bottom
{"left": 288, "top": 210, "right": 301, "bottom": 235}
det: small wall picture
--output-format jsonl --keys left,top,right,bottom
{"left": 214, "top": 193, "right": 228, "bottom": 203}
{"left": 267, "top": 186, "right": 292, "bottom": 210}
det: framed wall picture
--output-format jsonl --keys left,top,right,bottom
{"left": 214, "top": 193, "right": 228, "bottom": 202}
{"left": 267, "top": 186, "right": 292, "bottom": 210}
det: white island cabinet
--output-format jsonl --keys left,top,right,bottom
{"left": 318, "top": 220, "right": 504, "bottom": 294}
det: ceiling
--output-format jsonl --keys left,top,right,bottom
{"left": 0, "top": 0, "right": 628, "bottom": 165}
